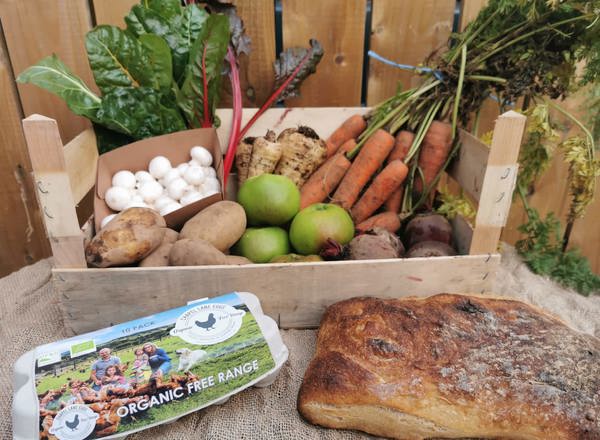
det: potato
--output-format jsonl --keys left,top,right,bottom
{"left": 225, "top": 255, "right": 253, "bottom": 265}
{"left": 139, "top": 242, "right": 173, "bottom": 267}
{"left": 163, "top": 228, "right": 179, "bottom": 244}
{"left": 138, "top": 228, "right": 179, "bottom": 267}
{"left": 169, "top": 239, "right": 228, "bottom": 266}
{"left": 179, "top": 201, "right": 246, "bottom": 252}
{"left": 86, "top": 208, "right": 166, "bottom": 268}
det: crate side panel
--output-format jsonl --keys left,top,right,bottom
{"left": 56, "top": 255, "right": 500, "bottom": 334}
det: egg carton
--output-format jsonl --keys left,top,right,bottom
{"left": 13, "top": 292, "right": 288, "bottom": 440}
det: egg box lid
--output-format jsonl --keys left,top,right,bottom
{"left": 94, "top": 128, "right": 224, "bottom": 232}
{"left": 12, "top": 292, "right": 289, "bottom": 440}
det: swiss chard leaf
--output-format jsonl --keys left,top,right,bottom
{"left": 125, "top": 3, "right": 208, "bottom": 84}
{"left": 86, "top": 26, "right": 154, "bottom": 94}
{"left": 138, "top": 34, "right": 173, "bottom": 92}
{"left": 16, "top": 54, "right": 102, "bottom": 121}
{"left": 273, "top": 39, "right": 323, "bottom": 100}
{"left": 142, "top": 0, "right": 181, "bottom": 19}
{"left": 96, "top": 87, "right": 186, "bottom": 139}
{"left": 93, "top": 123, "right": 134, "bottom": 154}
{"left": 203, "top": 0, "right": 251, "bottom": 56}
{"left": 177, "top": 14, "right": 230, "bottom": 128}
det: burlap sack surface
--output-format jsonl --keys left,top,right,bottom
{"left": 2, "top": 245, "right": 598, "bottom": 439}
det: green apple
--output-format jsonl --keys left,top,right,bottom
{"left": 289, "top": 203, "right": 354, "bottom": 255}
{"left": 233, "top": 226, "right": 290, "bottom": 263}
{"left": 237, "top": 174, "right": 300, "bottom": 226}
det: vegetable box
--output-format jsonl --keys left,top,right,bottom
{"left": 22, "top": 107, "right": 526, "bottom": 335}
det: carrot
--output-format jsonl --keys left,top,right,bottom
{"left": 337, "top": 138, "right": 357, "bottom": 155}
{"left": 383, "top": 130, "right": 414, "bottom": 213}
{"left": 300, "top": 152, "right": 351, "bottom": 209}
{"left": 350, "top": 159, "right": 409, "bottom": 223}
{"left": 384, "top": 186, "right": 405, "bottom": 213}
{"left": 413, "top": 121, "right": 453, "bottom": 194}
{"left": 356, "top": 212, "right": 401, "bottom": 233}
{"left": 389, "top": 130, "right": 414, "bottom": 162}
{"left": 332, "top": 129, "right": 395, "bottom": 210}
{"left": 325, "top": 114, "right": 367, "bottom": 157}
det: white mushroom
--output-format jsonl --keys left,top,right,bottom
{"left": 112, "top": 170, "right": 136, "bottom": 189}
{"left": 183, "top": 166, "right": 206, "bottom": 186}
{"left": 104, "top": 187, "right": 131, "bottom": 211}
{"left": 190, "top": 146, "right": 213, "bottom": 167}
{"left": 135, "top": 171, "right": 155, "bottom": 185}
{"left": 160, "top": 202, "right": 182, "bottom": 216}
{"left": 203, "top": 177, "right": 221, "bottom": 193}
{"left": 203, "top": 166, "right": 217, "bottom": 178}
{"left": 180, "top": 191, "right": 204, "bottom": 206}
{"left": 100, "top": 214, "right": 118, "bottom": 229}
{"left": 176, "top": 163, "right": 189, "bottom": 175}
{"left": 162, "top": 168, "right": 181, "bottom": 186}
{"left": 138, "top": 180, "right": 164, "bottom": 203}
{"left": 148, "top": 156, "right": 172, "bottom": 179}
{"left": 154, "top": 195, "right": 175, "bottom": 212}
{"left": 123, "top": 200, "right": 149, "bottom": 210}
{"left": 130, "top": 194, "right": 144, "bottom": 204}
{"left": 167, "top": 178, "right": 188, "bottom": 200}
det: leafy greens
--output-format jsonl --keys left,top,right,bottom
{"left": 17, "top": 0, "right": 228, "bottom": 149}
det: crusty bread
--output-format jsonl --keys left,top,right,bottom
{"left": 298, "top": 294, "right": 599, "bottom": 439}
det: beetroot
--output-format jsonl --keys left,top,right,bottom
{"left": 404, "top": 213, "right": 453, "bottom": 247}
{"left": 406, "top": 240, "right": 456, "bottom": 258}
{"left": 347, "top": 228, "right": 404, "bottom": 260}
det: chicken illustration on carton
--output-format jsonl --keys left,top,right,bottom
{"left": 13, "top": 293, "right": 288, "bottom": 440}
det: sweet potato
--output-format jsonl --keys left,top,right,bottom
{"left": 85, "top": 207, "right": 166, "bottom": 268}
{"left": 169, "top": 239, "right": 228, "bottom": 266}
{"left": 179, "top": 201, "right": 247, "bottom": 252}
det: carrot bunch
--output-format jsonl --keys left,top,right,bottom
{"left": 299, "top": 114, "right": 455, "bottom": 233}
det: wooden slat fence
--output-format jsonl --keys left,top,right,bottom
{"left": 0, "top": 0, "right": 597, "bottom": 276}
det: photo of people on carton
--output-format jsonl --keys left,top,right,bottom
{"left": 34, "top": 294, "right": 276, "bottom": 439}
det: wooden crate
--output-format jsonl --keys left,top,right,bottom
{"left": 22, "top": 108, "right": 526, "bottom": 335}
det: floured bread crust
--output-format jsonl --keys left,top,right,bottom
{"left": 297, "top": 294, "right": 600, "bottom": 439}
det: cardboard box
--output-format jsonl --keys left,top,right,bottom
{"left": 94, "top": 128, "right": 224, "bottom": 231}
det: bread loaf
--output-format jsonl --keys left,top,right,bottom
{"left": 298, "top": 294, "right": 599, "bottom": 439}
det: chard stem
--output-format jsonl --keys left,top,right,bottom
{"left": 222, "top": 46, "right": 243, "bottom": 185}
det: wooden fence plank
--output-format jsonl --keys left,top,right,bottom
{"left": 0, "top": 29, "right": 50, "bottom": 276}
{"left": 92, "top": 0, "right": 136, "bottom": 26}
{"left": 232, "top": 0, "right": 276, "bottom": 107}
{"left": 282, "top": 0, "right": 366, "bottom": 107}
{"left": 367, "top": 0, "right": 455, "bottom": 105}
{"left": 460, "top": 0, "right": 488, "bottom": 31}
{"left": 0, "top": 0, "right": 95, "bottom": 142}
